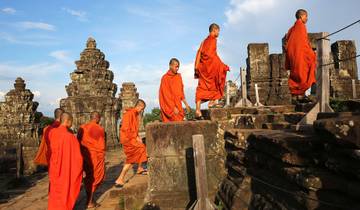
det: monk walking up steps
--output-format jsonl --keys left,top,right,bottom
{"left": 78, "top": 111, "right": 105, "bottom": 208}
{"left": 33, "top": 108, "right": 64, "bottom": 166}
{"left": 47, "top": 112, "right": 83, "bottom": 210}
{"left": 285, "top": 9, "right": 317, "bottom": 104}
{"left": 115, "top": 99, "right": 147, "bottom": 187}
{"left": 194, "top": 23, "right": 230, "bottom": 119}
{"left": 159, "top": 58, "right": 191, "bottom": 122}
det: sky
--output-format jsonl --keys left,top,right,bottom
{"left": 0, "top": 0, "right": 359, "bottom": 116}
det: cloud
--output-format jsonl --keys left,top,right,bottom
{"left": 1, "top": 7, "right": 16, "bottom": 14}
{"left": 225, "top": 0, "right": 277, "bottom": 25}
{"left": 0, "top": 32, "right": 58, "bottom": 46}
{"left": 15, "top": 21, "right": 56, "bottom": 31}
{"left": 50, "top": 50, "right": 73, "bottom": 64}
{"left": 110, "top": 40, "right": 140, "bottom": 51}
{"left": 62, "top": 7, "right": 88, "bottom": 21}
{"left": 33, "top": 90, "right": 41, "bottom": 97}
{"left": 0, "top": 91, "right": 5, "bottom": 101}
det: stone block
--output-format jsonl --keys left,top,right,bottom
{"left": 146, "top": 121, "right": 225, "bottom": 209}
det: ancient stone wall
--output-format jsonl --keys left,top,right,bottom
{"left": 246, "top": 44, "right": 291, "bottom": 105}
{"left": 216, "top": 112, "right": 360, "bottom": 209}
{"left": 60, "top": 38, "right": 121, "bottom": 147}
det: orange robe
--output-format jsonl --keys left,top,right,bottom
{"left": 195, "top": 34, "right": 229, "bottom": 102}
{"left": 159, "top": 70, "right": 185, "bottom": 122}
{"left": 120, "top": 108, "right": 147, "bottom": 164}
{"left": 48, "top": 125, "right": 83, "bottom": 210}
{"left": 33, "top": 121, "right": 60, "bottom": 166}
{"left": 285, "top": 19, "right": 317, "bottom": 95}
{"left": 78, "top": 122, "right": 105, "bottom": 197}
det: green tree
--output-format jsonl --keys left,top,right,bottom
{"left": 143, "top": 107, "right": 161, "bottom": 126}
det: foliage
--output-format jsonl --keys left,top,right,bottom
{"left": 330, "top": 98, "right": 348, "bottom": 112}
{"left": 143, "top": 107, "right": 161, "bottom": 126}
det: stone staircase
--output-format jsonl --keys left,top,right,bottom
{"left": 216, "top": 118, "right": 360, "bottom": 210}
{"left": 202, "top": 105, "right": 305, "bottom": 131}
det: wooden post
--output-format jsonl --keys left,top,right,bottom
{"left": 352, "top": 79, "right": 357, "bottom": 99}
{"left": 254, "top": 83, "right": 263, "bottom": 107}
{"left": 16, "top": 143, "right": 23, "bottom": 179}
{"left": 235, "top": 67, "right": 253, "bottom": 107}
{"left": 295, "top": 32, "right": 333, "bottom": 129}
{"left": 189, "top": 135, "right": 216, "bottom": 210}
{"left": 226, "top": 81, "right": 230, "bottom": 107}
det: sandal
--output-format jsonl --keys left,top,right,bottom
{"left": 114, "top": 183, "right": 124, "bottom": 188}
{"left": 137, "top": 170, "right": 148, "bottom": 175}
{"left": 195, "top": 115, "right": 205, "bottom": 120}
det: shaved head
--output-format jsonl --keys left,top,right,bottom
{"left": 60, "top": 112, "right": 73, "bottom": 127}
{"left": 91, "top": 111, "right": 101, "bottom": 123}
{"left": 295, "top": 9, "right": 307, "bottom": 19}
{"left": 54, "top": 108, "right": 64, "bottom": 120}
{"left": 169, "top": 58, "right": 180, "bottom": 65}
{"left": 136, "top": 99, "right": 146, "bottom": 108}
{"left": 209, "top": 23, "right": 220, "bottom": 32}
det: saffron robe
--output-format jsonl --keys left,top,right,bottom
{"left": 285, "top": 19, "right": 317, "bottom": 95}
{"left": 159, "top": 70, "right": 185, "bottom": 122}
{"left": 78, "top": 121, "right": 105, "bottom": 195}
{"left": 33, "top": 120, "right": 60, "bottom": 166}
{"left": 120, "top": 109, "right": 147, "bottom": 164}
{"left": 195, "top": 34, "right": 229, "bottom": 102}
{"left": 48, "top": 125, "right": 83, "bottom": 210}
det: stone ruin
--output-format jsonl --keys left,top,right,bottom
{"left": 0, "top": 77, "right": 41, "bottom": 173}
{"left": 60, "top": 38, "right": 121, "bottom": 147}
{"left": 119, "top": 82, "right": 139, "bottom": 117}
{"left": 245, "top": 33, "right": 360, "bottom": 105}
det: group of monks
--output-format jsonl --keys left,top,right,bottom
{"left": 32, "top": 8, "right": 315, "bottom": 210}
{"left": 33, "top": 101, "right": 147, "bottom": 209}
{"left": 159, "top": 9, "right": 316, "bottom": 121}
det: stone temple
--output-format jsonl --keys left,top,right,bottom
{"left": 60, "top": 38, "right": 121, "bottom": 147}
{"left": 0, "top": 77, "right": 40, "bottom": 173}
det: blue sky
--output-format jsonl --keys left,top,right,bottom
{"left": 0, "top": 0, "right": 359, "bottom": 116}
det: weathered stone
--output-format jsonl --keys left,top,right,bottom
{"left": 145, "top": 121, "right": 225, "bottom": 209}
{"left": 60, "top": 38, "right": 121, "bottom": 147}
{"left": 331, "top": 40, "right": 358, "bottom": 80}
{"left": 314, "top": 115, "right": 360, "bottom": 148}
{"left": 119, "top": 82, "right": 139, "bottom": 117}
{"left": 0, "top": 78, "right": 40, "bottom": 173}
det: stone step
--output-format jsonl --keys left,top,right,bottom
{"left": 263, "top": 122, "right": 291, "bottom": 130}
{"left": 234, "top": 113, "right": 305, "bottom": 129}
{"left": 201, "top": 105, "right": 296, "bottom": 121}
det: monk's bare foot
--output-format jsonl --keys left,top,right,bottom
{"left": 115, "top": 179, "right": 125, "bottom": 185}
{"left": 87, "top": 202, "right": 100, "bottom": 209}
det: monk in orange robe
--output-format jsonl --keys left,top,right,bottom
{"left": 78, "top": 111, "right": 105, "bottom": 208}
{"left": 115, "top": 99, "right": 147, "bottom": 187}
{"left": 194, "top": 23, "right": 230, "bottom": 119}
{"left": 159, "top": 58, "right": 191, "bottom": 122}
{"left": 48, "top": 112, "right": 83, "bottom": 210}
{"left": 285, "top": 9, "right": 316, "bottom": 103}
{"left": 33, "top": 108, "right": 64, "bottom": 166}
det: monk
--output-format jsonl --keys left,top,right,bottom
{"left": 285, "top": 9, "right": 316, "bottom": 103}
{"left": 194, "top": 23, "right": 230, "bottom": 119}
{"left": 48, "top": 112, "right": 83, "bottom": 210}
{"left": 115, "top": 99, "right": 147, "bottom": 187}
{"left": 33, "top": 108, "right": 64, "bottom": 166}
{"left": 159, "top": 58, "right": 191, "bottom": 122}
{"left": 78, "top": 111, "right": 105, "bottom": 208}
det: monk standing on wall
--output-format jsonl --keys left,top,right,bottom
{"left": 115, "top": 99, "right": 147, "bottom": 187}
{"left": 285, "top": 9, "right": 316, "bottom": 103}
{"left": 78, "top": 111, "right": 106, "bottom": 209}
{"left": 159, "top": 58, "right": 191, "bottom": 122}
{"left": 194, "top": 23, "right": 230, "bottom": 119}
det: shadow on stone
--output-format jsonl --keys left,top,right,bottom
{"left": 185, "top": 147, "right": 197, "bottom": 209}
